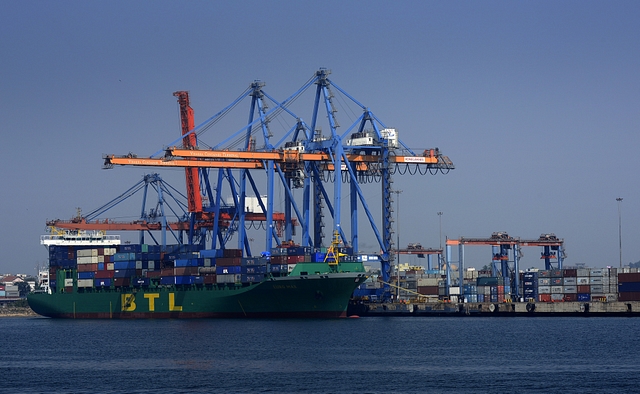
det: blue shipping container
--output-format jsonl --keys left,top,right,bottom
{"left": 175, "top": 276, "right": 195, "bottom": 285}
{"left": 619, "top": 282, "right": 640, "bottom": 292}
{"left": 94, "top": 279, "right": 111, "bottom": 287}
{"left": 216, "top": 266, "right": 242, "bottom": 275}
{"left": 577, "top": 293, "right": 591, "bottom": 302}
{"left": 77, "top": 272, "right": 95, "bottom": 279}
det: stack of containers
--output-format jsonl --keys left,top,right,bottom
{"left": 417, "top": 276, "right": 439, "bottom": 296}
{"left": 576, "top": 267, "right": 590, "bottom": 301}
{"left": 462, "top": 284, "right": 478, "bottom": 303}
{"left": 618, "top": 269, "right": 640, "bottom": 301}
{"left": 240, "top": 257, "right": 268, "bottom": 283}
{"left": 549, "top": 269, "right": 564, "bottom": 302}
{"left": 589, "top": 268, "right": 605, "bottom": 302}
{"left": 522, "top": 272, "right": 538, "bottom": 301}
{"left": 215, "top": 249, "right": 242, "bottom": 284}
{"left": 606, "top": 268, "right": 618, "bottom": 301}
{"left": 562, "top": 268, "right": 577, "bottom": 301}
{"left": 537, "top": 270, "right": 552, "bottom": 302}
{"left": 4, "top": 284, "right": 19, "bottom": 298}
{"left": 476, "top": 277, "right": 509, "bottom": 303}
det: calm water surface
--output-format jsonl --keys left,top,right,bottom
{"left": 1, "top": 316, "right": 638, "bottom": 393}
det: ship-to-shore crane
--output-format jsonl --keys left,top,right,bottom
{"left": 59, "top": 69, "right": 454, "bottom": 301}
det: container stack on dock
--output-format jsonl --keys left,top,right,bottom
{"left": 618, "top": 271, "right": 640, "bottom": 301}
{"left": 521, "top": 268, "right": 619, "bottom": 303}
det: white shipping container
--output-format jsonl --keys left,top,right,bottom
{"left": 216, "top": 274, "right": 241, "bottom": 284}
{"left": 417, "top": 278, "right": 440, "bottom": 286}
{"left": 204, "top": 258, "right": 212, "bottom": 267}
{"left": 538, "top": 278, "right": 551, "bottom": 286}
{"left": 577, "top": 269, "right": 590, "bottom": 277}
{"left": 76, "top": 249, "right": 93, "bottom": 258}
{"left": 135, "top": 261, "right": 143, "bottom": 270}
{"left": 551, "top": 286, "right": 564, "bottom": 294}
{"left": 97, "top": 255, "right": 105, "bottom": 263}
{"left": 577, "top": 277, "right": 589, "bottom": 285}
{"left": 590, "top": 269, "right": 604, "bottom": 277}
{"left": 107, "top": 263, "right": 114, "bottom": 271}
{"left": 77, "top": 279, "right": 93, "bottom": 288}
{"left": 148, "top": 261, "right": 155, "bottom": 270}
{"left": 563, "top": 277, "right": 577, "bottom": 285}
{"left": 590, "top": 277, "right": 603, "bottom": 284}
{"left": 4, "top": 285, "right": 18, "bottom": 291}
{"left": 77, "top": 256, "right": 93, "bottom": 265}
{"left": 590, "top": 285, "right": 604, "bottom": 293}
{"left": 538, "top": 286, "right": 551, "bottom": 294}
{"left": 563, "top": 286, "right": 577, "bottom": 293}
{"left": 605, "top": 293, "right": 618, "bottom": 302}
{"left": 449, "top": 286, "right": 460, "bottom": 295}
{"left": 64, "top": 278, "right": 74, "bottom": 287}
{"left": 550, "top": 294, "right": 564, "bottom": 301}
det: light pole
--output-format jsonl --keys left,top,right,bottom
{"left": 393, "top": 190, "right": 402, "bottom": 301}
{"left": 617, "top": 197, "right": 623, "bottom": 268}
{"left": 437, "top": 212, "right": 443, "bottom": 269}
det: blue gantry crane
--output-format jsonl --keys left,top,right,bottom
{"left": 96, "top": 69, "right": 454, "bottom": 298}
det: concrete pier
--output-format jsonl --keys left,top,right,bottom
{"left": 351, "top": 301, "right": 640, "bottom": 317}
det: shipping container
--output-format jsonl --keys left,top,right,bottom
{"left": 618, "top": 282, "right": 640, "bottom": 292}
{"left": 577, "top": 285, "right": 590, "bottom": 293}
{"left": 538, "top": 278, "right": 551, "bottom": 286}
{"left": 618, "top": 273, "right": 640, "bottom": 283}
{"left": 94, "top": 278, "right": 111, "bottom": 287}
{"left": 618, "top": 292, "right": 640, "bottom": 301}
{"left": 577, "top": 293, "right": 591, "bottom": 302}
{"left": 538, "top": 294, "right": 552, "bottom": 302}
{"left": 563, "top": 277, "right": 577, "bottom": 285}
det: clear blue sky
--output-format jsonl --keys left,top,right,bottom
{"left": 1, "top": 1, "right": 638, "bottom": 275}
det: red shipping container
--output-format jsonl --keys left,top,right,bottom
{"left": 95, "top": 270, "right": 114, "bottom": 279}
{"left": 618, "top": 273, "right": 640, "bottom": 283}
{"left": 216, "top": 257, "right": 241, "bottom": 266}
{"left": 563, "top": 269, "right": 577, "bottom": 277}
{"left": 270, "top": 255, "right": 286, "bottom": 264}
{"left": 174, "top": 267, "right": 198, "bottom": 276}
{"left": 146, "top": 270, "right": 161, "bottom": 278}
{"left": 161, "top": 268, "right": 175, "bottom": 276}
{"left": 204, "top": 274, "right": 217, "bottom": 284}
{"left": 417, "top": 286, "right": 439, "bottom": 295}
{"left": 64, "top": 286, "right": 74, "bottom": 293}
{"left": 538, "top": 294, "right": 552, "bottom": 302}
{"left": 77, "top": 264, "right": 98, "bottom": 272}
{"left": 563, "top": 294, "right": 577, "bottom": 302}
{"left": 97, "top": 248, "right": 104, "bottom": 256}
{"left": 287, "top": 255, "right": 306, "bottom": 264}
{"left": 618, "top": 292, "right": 640, "bottom": 301}
{"left": 577, "top": 285, "right": 590, "bottom": 293}
{"left": 114, "top": 277, "right": 130, "bottom": 287}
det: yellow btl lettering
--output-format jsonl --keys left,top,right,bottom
{"left": 121, "top": 294, "right": 136, "bottom": 312}
{"left": 144, "top": 293, "right": 159, "bottom": 311}
{"left": 169, "top": 292, "right": 183, "bottom": 311}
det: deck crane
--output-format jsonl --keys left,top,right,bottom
{"left": 103, "top": 69, "right": 455, "bottom": 301}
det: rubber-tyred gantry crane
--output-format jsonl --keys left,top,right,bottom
{"left": 101, "top": 69, "right": 454, "bottom": 297}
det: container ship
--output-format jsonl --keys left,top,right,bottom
{"left": 28, "top": 231, "right": 367, "bottom": 318}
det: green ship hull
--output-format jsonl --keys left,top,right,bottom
{"left": 28, "top": 263, "right": 367, "bottom": 319}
